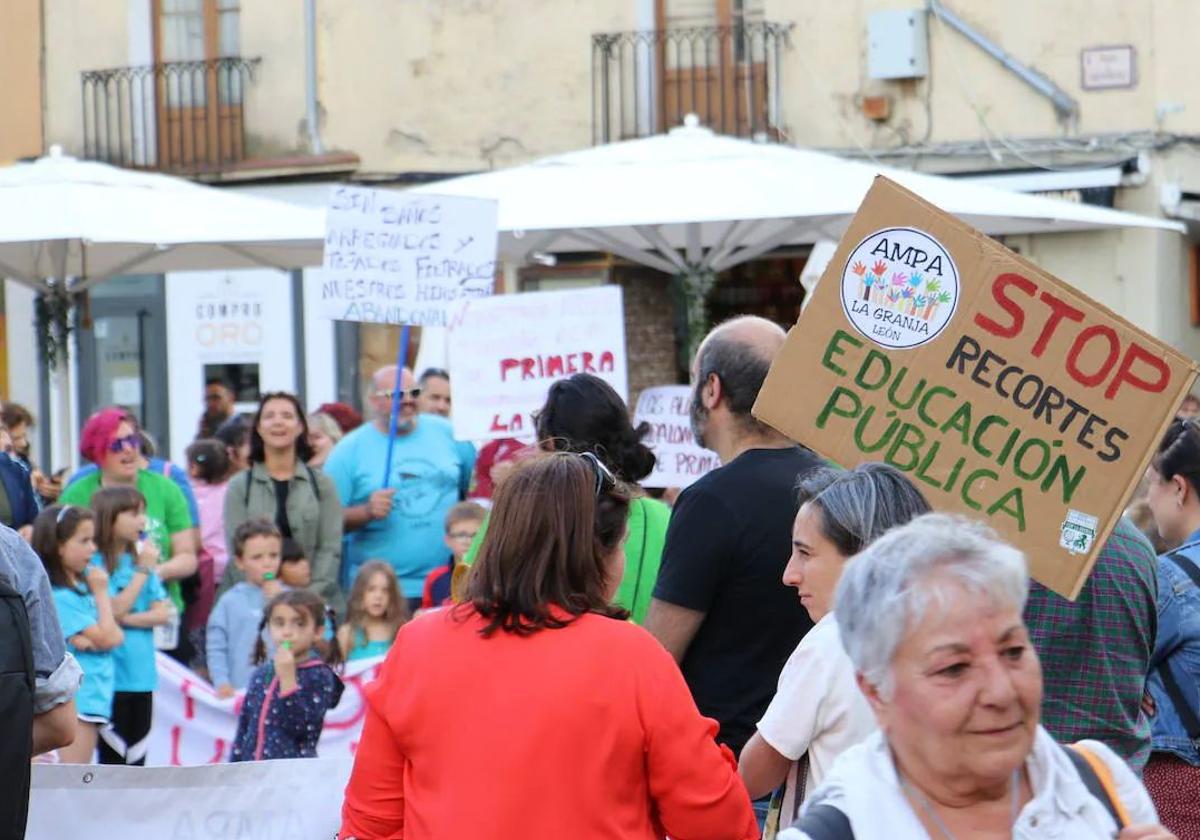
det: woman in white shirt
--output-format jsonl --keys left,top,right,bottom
{"left": 781, "top": 514, "right": 1174, "bottom": 840}
{"left": 739, "top": 463, "right": 931, "bottom": 834}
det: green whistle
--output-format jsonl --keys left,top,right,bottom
{"left": 281, "top": 640, "right": 292, "bottom": 650}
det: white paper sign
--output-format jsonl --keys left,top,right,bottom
{"left": 30, "top": 758, "right": 351, "bottom": 839}
{"left": 143, "top": 652, "right": 381, "bottom": 766}
{"left": 633, "top": 385, "right": 721, "bottom": 488}
{"left": 321, "top": 185, "right": 498, "bottom": 326}
{"left": 448, "top": 286, "right": 628, "bottom": 441}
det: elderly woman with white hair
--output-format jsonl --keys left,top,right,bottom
{"left": 781, "top": 514, "right": 1175, "bottom": 840}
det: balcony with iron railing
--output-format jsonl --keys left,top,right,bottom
{"left": 592, "top": 21, "right": 792, "bottom": 144}
{"left": 81, "top": 57, "right": 261, "bottom": 177}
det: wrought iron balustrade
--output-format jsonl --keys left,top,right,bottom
{"left": 81, "top": 57, "right": 261, "bottom": 175}
{"left": 592, "top": 21, "right": 791, "bottom": 143}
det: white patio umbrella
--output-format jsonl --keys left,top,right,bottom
{"left": 0, "top": 146, "right": 326, "bottom": 466}
{"left": 411, "top": 115, "right": 1181, "bottom": 276}
{"left": 411, "top": 117, "right": 1183, "bottom": 363}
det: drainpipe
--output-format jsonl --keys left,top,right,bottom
{"left": 304, "top": 0, "right": 324, "bottom": 154}
{"left": 928, "top": 0, "right": 1078, "bottom": 123}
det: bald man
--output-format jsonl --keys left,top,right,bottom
{"left": 645, "top": 316, "right": 823, "bottom": 767}
{"left": 324, "top": 365, "right": 472, "bottom": 609}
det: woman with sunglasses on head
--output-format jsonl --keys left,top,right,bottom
{"left": 339, "top": 452, "right": 758, "bottom": 840}
{"left": 59, "top": 408, "right": 197, "bottom": 659}
{"left": 220, "top": 392, "right": 345, "bottom": 617}
{"left": 1142, "top": 417, "right": 1200, "bottom": 838}
{"left": 460, "top": 373, "right": 670, "bottom": 623}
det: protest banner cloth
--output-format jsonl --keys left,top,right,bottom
{"left": 632, "top": 385, "right": 720, "bottom": 488}
{"left": 29, "top": 758, "right": 351, "bottom": 839}
{"left": 144, "top": 652, "right": 382, "bottom": 766}
{"left": 754, "top": 176, "right": 1199, "bottom": 599}
{"left": 322, "top": 185, "right": 499, "bottom": 483}
{"left": 448, "top": 285, "right": 628, "bottom": 441}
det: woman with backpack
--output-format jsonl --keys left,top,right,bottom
{"left": 220, "top": 393, "right": 344, "bottom": 617}
{"left": 1142, "top": 418, "right": 1200, "bottom": 839}
{"left": 779, "top": 514, "right": 1173, "bottom": 840}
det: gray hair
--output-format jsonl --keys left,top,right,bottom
{"left": 797, "top": 463, "right": 931, "bottom": 557}
{"left": 307, "top": 411, "right": 344, "bottom": 445}
{"left": 834, "top": 513, "right": 1028, "bottom": 697}
{"left": 694, "top": 329, "right": 775, "bottom": 436}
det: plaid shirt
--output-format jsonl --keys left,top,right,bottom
{"left": 1024, "top": 516, "right": 1158, "bottom": 773}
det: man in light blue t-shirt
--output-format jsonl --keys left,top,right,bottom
{"left": 325, "top": 365, "right": 471, "bottom": 607}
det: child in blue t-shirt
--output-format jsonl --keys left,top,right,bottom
{"left": 91, "top": 487, "right": 172, "bottom": 766}
{"left": 32, "top": 505, "right": 125, "bottom": 763}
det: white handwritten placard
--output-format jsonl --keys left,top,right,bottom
{"left": 633, "top": 385, "right": 721, "bottom": 488}
{"left": 321, "top": 185, "right": 499, "bottom": 326}
{"left": 448, "top": 286, "right": 628, "bottom": 441}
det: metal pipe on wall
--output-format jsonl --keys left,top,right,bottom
{"left": 304, "top": 0, "right": 324, "bottom": 155}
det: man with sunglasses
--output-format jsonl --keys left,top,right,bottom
{"left": 325, "top": 365, "right": 472, "bottom": 612}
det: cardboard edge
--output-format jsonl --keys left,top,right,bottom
{"left": 866, "top": 177, "right": 1198, "bottom": 371}
{"left": 1062, "top": 364, "right": 1200, "bottom": 600}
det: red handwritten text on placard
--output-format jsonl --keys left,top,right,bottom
{"left": 974, "top": 273, "right": 1170, "bottom": 400}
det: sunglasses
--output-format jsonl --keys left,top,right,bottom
{"left": 373, "top": 388, "right": 422, "bottom": 401}
{"left": 108, "top": 433, "right": 140, "bottom": 453}
{"left": 578, "top": 452, "right": 617, "bottom": 498}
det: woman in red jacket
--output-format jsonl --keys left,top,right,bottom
{"left": 339, "top": 452, "right": 758, "bottom": 840}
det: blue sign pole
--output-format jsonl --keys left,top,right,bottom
{"left": 381, "top": 324, "right": 412, "bottom": 489}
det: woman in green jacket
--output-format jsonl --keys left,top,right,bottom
{"left": 220, "top": 392, "right": 344, "bottom": 615}
{"left": 463, "top": 374, "right": 670, "bottom": 623}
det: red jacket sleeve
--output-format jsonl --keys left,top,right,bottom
{"left": 638, "top": 639, "right": 760, "bottom": 840}
{"left": 339, "top": 661, "right": 408, "bottom": 839}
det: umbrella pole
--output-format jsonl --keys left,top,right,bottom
{"left": 381, "top": 325, "right": 412, "bottom": 488}
{"left": 53, "top": 354, "right": 74, "bottom": 473}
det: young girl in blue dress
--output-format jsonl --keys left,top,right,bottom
{"left": 32, "top": 505, "right": 124, "bottom": 763}
{"left": 231, "top": 589, "right": 343, "bottom": 761}
{"left": 91, "top": 486, "right": 172, "bottom": 765}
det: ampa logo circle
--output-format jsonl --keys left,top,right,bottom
{"left": 839, "top": 226, "right": 960, "bottom": 350}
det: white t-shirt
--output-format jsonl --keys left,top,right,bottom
{"left": 756, "top": 612, "right": 876, "bottom": 829}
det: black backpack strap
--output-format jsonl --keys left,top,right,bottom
{"left": 787, "top": 804, "right": 853, "bottom": 840}
{"left": 1062, "top": 744, "right": 1125, "bottom": 829}
{"left": 304, "top": 463, "right": 321, "bottom": 502}
{"left": 1156, "top": 551, "right": 1200, "bottom": 745}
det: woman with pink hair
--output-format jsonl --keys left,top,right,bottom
{"left": 58, "top": 410, "right": 196, "bottom": 658}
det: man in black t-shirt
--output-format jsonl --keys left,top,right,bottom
{"left": 645, "top": 316, "right": 822, "bottom": 760}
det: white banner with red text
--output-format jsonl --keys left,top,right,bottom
{"left": 30, "top": 757, "right": 352, "bottom": 839}
{"left": 147, "top": 651, "right": 384, "bottom": 766}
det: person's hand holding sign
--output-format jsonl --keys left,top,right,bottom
{"left": 367, "top": 488, "right": 396, "bottom": 520}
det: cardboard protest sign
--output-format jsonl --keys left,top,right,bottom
{"left": 448, "top": 285, "right": 628, "bottom": 441}
{"left": 633, "top": 385, "right": 720, "bottom": 488}
{"left": 321, "top": 185, "right": 498, "bottom": 326}
{"left": 754, "top": 176, "right": 1198, "bottom": 599}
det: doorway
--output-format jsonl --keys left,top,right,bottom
{"left": 76, "top": 275, "right": 171, "bottom": 456}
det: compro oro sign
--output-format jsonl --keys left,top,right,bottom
{"left": 754, "top": 176, "right": 1199, "bottom": 600}
{"left": 841, "top": 227, "right": 959, "bottom": 349}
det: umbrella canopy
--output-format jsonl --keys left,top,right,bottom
{"left": 0, "top": 146, "right": 325, "bottom": 291}
{"left": 0, "top": 146, "right": 326, "bottom": 469}
{"left": 410, "top": 116, "right": 1182, "bottom": 276}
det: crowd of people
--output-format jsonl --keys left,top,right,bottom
{"left": 3, "top": 314, "right": 1199, "bottom": 839}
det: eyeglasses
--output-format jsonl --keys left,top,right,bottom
{"left": 578, "top": 452, "right": 616, "bottom": 498}
{"left": 108, "top": 433, "right": 140, "bottom": 453}
{"left": 448, "top": 531, "right": 477, "bottom": 542}
{"left": 373, "top": 388, "right": 422, "bottom": 401}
